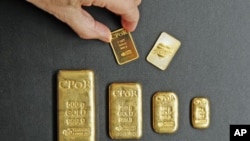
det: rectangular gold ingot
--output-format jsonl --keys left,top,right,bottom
{"left": 109, "top": 83, "right": 142, "bottom": 139}
{"left": 152, "top": 92, "right": 178, "bottom": 133}
{"left": 147, "top": 32, "right": 181, "bottom": 70}
{"left": 58, "top": 70, "right": 95, "bottom": 141}
{"left": 110, "top": 28, "right": 139, "bottom": 65}
{"left": 191, "top": 97, "right": 210, "bottom": 129}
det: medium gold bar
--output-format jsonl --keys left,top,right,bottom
{"left": 109, "top": 83, "right": 142, "bottom": 139}
{"left": 146, "top": 32, "right": 181, "bottom": 70}
{"left": 191, "top": 97, "right": 210, "bottom": 129}
{"left": 152, "top": 92, "right": 178, "bottom": 133}
{"left": 58, "top": 70, "right": 95, "bottom": 141}
{"left": 110, "top": 28, "right": 139, "bottom": 65}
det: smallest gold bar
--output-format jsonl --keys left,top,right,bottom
{"left": 110, "top": 28, "right": 139, "bottom": 65}
{"left": 191, "top": 97, "right": 210, "bottom": 129}
{"left": 152, "top": 92, "right": 178, "bottom": 133}
{"left": 109, "top": 83, "right": 142, "bottom": 139}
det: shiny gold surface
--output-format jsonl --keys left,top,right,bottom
{"left": 58, "top": 70, "right": 95, "bottom": 141}
{"left": 109, "top": 83, "right": 142, "bottom": 139}
{"left": 191, "top": 97, "right": 210, "bottom": 129}
{"left": 110, "top": 28, "right": 139, "bottom": 65}
{"left": 152, "top": 92, "right": 178, "bottom": 133}
{"left": 147, "top": 32, "right": 181, "bottom": 70}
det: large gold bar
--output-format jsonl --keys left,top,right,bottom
{"left": 58, "top": 70, "right": 95, "bottom": 141}
{"left": 147, "top": 32, "right": 181, "bottom": 70}
{"left": 152, "top": 92, "right": 178, "bottom": 133}
{"left": 191, "top": 97, "right": 210, "bottom": 129}
{"left": 110, "top": 28, "right": 139, "bottom": 65}
{"left": 109, "top": 83, "right": 142, "bottom": 139}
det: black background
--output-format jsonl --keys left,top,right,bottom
{"left": 1, "top": 0, "right": 250, "bottom": 141}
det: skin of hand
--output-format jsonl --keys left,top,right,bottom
{"left": 26, "top": 0, "right": 141, "bottom": 42}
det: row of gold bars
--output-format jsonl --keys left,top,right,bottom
{"left": 58, "top": 70, "right": 210, "bottom": 141}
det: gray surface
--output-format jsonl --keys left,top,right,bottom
{"left": 1, "top": 0, "right": 250, "bottom": 141}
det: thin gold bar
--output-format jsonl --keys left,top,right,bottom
{"left": 109, "top": 83, "right": 142, "bottom": 139}
{"left": 58, "top": 70, "right": 95, "bottom": 141}
{"left": 110, "top": 28, "right": 139, "bottom": 65}
{"left": 191, "top": 97, "right": 210, "bottom": 129}
{"left": 152, "top": 92, "right": 178, "bottom": 133}
{"left": 146, "top": 32, "right": 181, "bottom": 70}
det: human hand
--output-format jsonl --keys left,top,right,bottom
{"left": 26, "top": 0, "right": 141, "bottom": 42}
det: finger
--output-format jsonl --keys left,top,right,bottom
{"left": 63, "top": 8, "right": 111, "bottom": 42}
{"left": 135, "top": 0, "right": 142, "bottom": 6}
{"left": 92, "top": 0, "right": 140, "bottom": 32}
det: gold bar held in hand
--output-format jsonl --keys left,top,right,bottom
{"left": 110, "top": 28, "right": 139, "bottom": 65}
{"left": 109, "top": 83, "right": 142, "bottom": 139}
{"left": 58, "top": 70, "right": 95, "bottom": 141}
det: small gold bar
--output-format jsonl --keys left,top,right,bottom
{"left": 152, "top": 92, "right": 178, "bottom": 133}
{"left": 191, "top": 97, "right": 210, "bottom": 129}
{"left": 109, "top": 83, "right": 142, "bottom": 139}
{"left": 110, "top": 28, "right": 139, "bottom": 65}
{"left": 58, "top": 70, "right": 95, "bottom": 141}
{"left": 147, "top": 32, "right": 181, "bottom": 70}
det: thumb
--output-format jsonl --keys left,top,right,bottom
{"left": 64, "top": 8, "right": 111, "bottom": 42}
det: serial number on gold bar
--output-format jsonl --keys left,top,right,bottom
{"left": 109, "top": 83, "right": 142, "bottom": 139}
{"left": 152, "top": 92, "right": 178, "bottom": 133}
{"left": 191, "top": 97, "right": 210, "bottom": 129}
{"left": 147, "top": 32, "right": 181, "bottom": 70}
{"left": 110, "top": 28, "right": 139, "bottom": 65}
{"left": 58, "top": 70, "right": 95, "bottom": 141}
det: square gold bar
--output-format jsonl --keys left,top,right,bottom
{"left": 152, "top": 92, "right": 178, "bottom": 133}
{"left": 109, "top": 83, "right": 142, "bottom": 139}
{"left": 58, "top": 70, "right": 95, "bottom": 141}
{"left": 110, "top": 28, "right": 139, "bottom": 65}
{"left": 191, "top": 97, "right": 210, "bottom": 129}
{"left": 146, "top": 32, "right": 181, "bottom": 70}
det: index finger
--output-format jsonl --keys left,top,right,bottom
{"left": 92, "top": 0, "right": 141, "bottom": 32}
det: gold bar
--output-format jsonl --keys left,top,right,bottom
{"left": 191, "top": 97, "right": 210, "bottom": 129}
{"left": 109, "top": 83, "right": 142, "bottom": 139}
{"left": 110, "top": 28, "right": 139, "bottom": 65}
{"left": 146, "top": 32, "right": 181, "bottom": 70}
{"left": 152, "top": 92, "right": 178, "bottom": 133}
{"left": 58, "top": 70, "right": 95, "bottom": 141}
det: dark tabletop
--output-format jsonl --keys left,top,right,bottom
{"left": 1, "top": 0, "right": 250, "bottom": 141}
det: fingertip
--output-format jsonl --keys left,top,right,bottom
{"left": 121, "top": 19, "right": 137, "bottom": 32}
{"left": 95, "top": 24, "right": 112, "bottom": 43}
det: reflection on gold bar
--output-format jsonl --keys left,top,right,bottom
{"left": 191, "top": 97, "right": 210, "bottom": 129}
{"left": 147, "top": 32, "right": 181, "bottom": 70}
{"left": 152, "top": 92, "right": 178, "bottom": 133}
{"left": 109, "top": 83, "right": 142, "bottom": 139}
{"left": 110, "top": 28, "right": 139, "bottom": 65}
{"left": 58, "top": 70, "right": 95, "bottom": 141}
